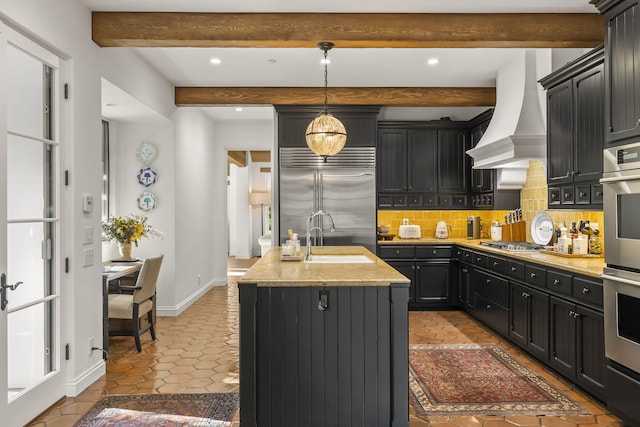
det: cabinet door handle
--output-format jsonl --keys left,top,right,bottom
{"left": 409, "top": 186, "right": 413, "bottom": 190}
{"left": 477, "top": 257, "right": 482, "bottom": 262}
{"left": 568, "top": 310, "right": 575, "bottom": 317}
{"left": 511, "top": 266, "right": 517, "bottom": 272}
{"left": 553, "top": 279, "right": 560, "bottom": 285}
{"left": 318, "top": 290, "right": 329, "bottom": 311}
{"left": 582, "top": 287, "right": 590, "bottom": 294}
{"left": 573, "top": 312, "right": 581, "bottom": 319}
{"left": 486, "top": 279, "right": 491, "bottom": 284}
{"left": 530, "top": 272, "right": 536, "bottom": 278}
{"left": 486, "top": 304, "right": 492, "bottom": 310}
{"left": 493, "top": 261, "right": 499, "bottom": 267}
{"left": 416, "top": 266, "right": 421, "bottom": 271}
{"left": 411, "top": 265, "right": 415, "bottom": 270}
{"left": 462, "top": 268, "right": 468, "bottom": 273}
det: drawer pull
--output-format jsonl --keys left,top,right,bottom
{"left": 486, "top": 304, "right": 492, "bottom": 310}
{"left": 433, "top": 250, "right": 437, "bottom": 255}
{"left": 564, "top": 192, "right": 571, "bottom": 198}
{"left": 579, "top": 191, "right": 587, "bottom": 197}
{"left": 582, "top": 287, "right": 590, "bottom": 294}
{"left": 596, "top": 191, "right": 602, "bottom": 197}
{"left": 522, "top": 292, "right": 530, "bottom": 298}
{"left": 553, "top": 279, "right": 560, "bottom": 285}
{"left": 395, "top": 250, "right": 400, "bottom": 255}
{"left": 511, "top": 266, "right": 517, "bottom": 272}
{"left": 530, "top": 272, "right": 536, "bottom": 278}
{"left": 412, "top": 265, "right": 415, "bottom": 270}
{"left": 477, "top": 257, "right": 482, "bottom": 262}
{"left": 486, "top": 279, "right": 491, "bottom": 284}
{"left": 493, "top": 261, "right": 499, "bottom": 267}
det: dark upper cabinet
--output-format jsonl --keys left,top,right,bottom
{"left": 438, "top": 129, "right": 469, "bottom": 193}
{"left": 546, "top": 81, "right": 574, "bottom": 185}
{"left": 408, "top": 130, "right": 438, "bottom": 193}
{"left": 275, "top": 106, "right": 380, "bottom": 148}
{"left": 470, "top": 119, "right": 493, "bottom": 192}
{"left": 378, "top": 129, "right": 408, "bottom": 192}
{"left": 540, "top": 47, "right": 604, "bottom": 209}
{"left": 601, "top": 0, "right": 640, "bottom": 146}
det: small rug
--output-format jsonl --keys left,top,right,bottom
{"left": 409, "top": 344, "right": 588, "bottom": 417}
{"left": 74, "top": 392, "right": 239, "bottom": 427}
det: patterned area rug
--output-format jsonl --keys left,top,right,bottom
{"left": 409, "top": 344, "right": 588, "bottom": 417}
{"left": 74, "top": 392, "right": 239, "bottom": 427}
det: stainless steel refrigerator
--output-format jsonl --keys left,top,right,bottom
{"left": 278, "top": 147, "right": 377, "bottom": 253}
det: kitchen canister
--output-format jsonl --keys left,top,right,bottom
{"left": 490, "top": 220, "right": 502, "bottom": 241}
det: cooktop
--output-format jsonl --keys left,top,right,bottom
{"left": 480, "top": 241, "right": 547, "bottom": 252}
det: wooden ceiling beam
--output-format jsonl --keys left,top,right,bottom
{"left": 227, "top": 150, "right": 247, "bottom": 168}
{"left": 250, "top": 151, "right": 271, "bottom": 163}
{"left": 175, "top": 87, "right": 496, "bottom": 107}
{"left": 92, "top": 12, "right": 603, "bottom": 49}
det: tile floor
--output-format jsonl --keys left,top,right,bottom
{"left": 29, "top": 257, "right": 623, "bottom": 427}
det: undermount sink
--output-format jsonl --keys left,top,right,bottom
{"left": 305, "top": 254, "right": 374, "bottom": 264}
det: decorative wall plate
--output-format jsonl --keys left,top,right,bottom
{"left": 136, "top": 142, "right": 157, "bottom": 165}
{"left": 137, "top": 192, "right": 157, "bottom": 211}
{"left": 137, "top": 167, "right": 158, "bottom": 187}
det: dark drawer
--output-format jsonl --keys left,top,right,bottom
{"left": 379, "top": 245, "right": 415, "bottom": 259}
{"left": 439, "top": 195, "right": 452, "bottom": 206}
{"left": 575, "top": 184, "right": 591, "bottom": 205}
{"left": 573, "top": 277, "right": 603, "bottom": 308}
{"left": 453, "top": 195, "right": 467, "bottom": 207}
{"left": 472, "top": 252, "right": 488, "bottom": 268}
{"left": 487, "top": 256, "right": 507, "bottom": 275}
{"left": 393, "top": 195, "right": 407, "bottom": 207}
{"left": 408, "top": 195, "right": 422, "bottom": 207}
{"left": 547, "top": 270, "right": 572, "bottom": 296}
{"left": 525, "top": 265, "right": 546, "bottom": 288}
{"left": 474, "top": 270, "right": 509, "bottom": 307}
{"left": 454, "top": 247, "right": 465, "bottom": 261}
{"left": 591, "top": 184, "right": 604, "bottom": 204}
{"left": 423, "top": 195, "right": 438, "bottom": 207}
{"left": 561, "top": 186, "right": 575, "bottom": 205}
{"left": 378, "top": 194, "right": 393, "bottom": 207}
{"left": 549, "top": 187, "right": 561, "bottom": 206}
{"left": 416, "top": 245, "right": 452, "bottom": 259}
{"left": 506, "top": 260, "right": 525, "bottom": 281}
{"left": 475, "top": 293, "right": 509, "bottom": 336}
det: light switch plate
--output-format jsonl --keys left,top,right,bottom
{"left": 83, "top": 249, "right": 94, "bottom": 267}
{"left": 82, "top": 194, "right": 94, "bottom": 213}
{"left": 83, "top": 226, "right": 93, "bottom": 245}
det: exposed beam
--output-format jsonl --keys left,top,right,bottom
{"left": 227, "top": 150, "right": 247, "bottom": 168}
{"left": 175, "top": 87, "right": 496, "bottom": 107}
{"left": 250, "top": 151, "right": 271, "bottom": 163}
{"left": 92, "top": 12, "right": 603, "bottom": 49}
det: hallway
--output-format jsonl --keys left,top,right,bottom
{"left": 30, "top": 257, "right": 620, "bottom": 426}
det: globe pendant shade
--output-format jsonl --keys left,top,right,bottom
{"left": 305, "top": 113, "right": 347, "bottom": 158}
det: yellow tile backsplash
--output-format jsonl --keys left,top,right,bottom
{"left": 378, "top": 160, "right": 604, "bottom": 244}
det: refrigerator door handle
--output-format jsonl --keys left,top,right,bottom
{"left": 322, "top": 172, "right": 374, "bottom": 178}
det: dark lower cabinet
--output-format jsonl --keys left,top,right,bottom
{"left": 457, "top": 265, "right": 475, "bottom": 311}
{"left": 474, "top": 293, "right": 509, "bottom": 337}
{"left": 550, "top": 296, "right": 606, "bottom": 401}
{"left": 387, "top": 261, "right": 416, "bottom": 303}
{"left": 509, "top": 283, "right": 550, "bottom": 361}
{"left": 239, "top": 284, "right": 410, "bottom": 427}
{"left": 415, "top": 261, "right": 451, "bottom": 306}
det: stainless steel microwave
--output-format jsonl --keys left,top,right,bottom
{"left": 601, "top": 141, "right": 640, "bottom": 271}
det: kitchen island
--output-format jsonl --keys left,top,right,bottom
{"left": 237, "top": 245, "right": 410, "bottom": 427}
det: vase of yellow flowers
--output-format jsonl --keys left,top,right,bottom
{"left": 102, "top": 214, "right": 160, "bottom": 260}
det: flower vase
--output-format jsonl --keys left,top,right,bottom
{"left": 118, "top": 242, "right": 133, "bottom": 260}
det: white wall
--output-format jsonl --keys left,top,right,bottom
{"left": 228, "top": 163, "right": 252, "bottom": 258}
{"left": 0, "top": 0, "right": 176, "bottom": 400}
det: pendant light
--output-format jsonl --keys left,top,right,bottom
{"left": 305, "top": 42, "right": 347, "bottom": 162}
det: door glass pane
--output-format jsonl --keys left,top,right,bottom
{"left": 7, "top": 135, "right": 45, "bottom": 220}
{"left": 7, "top": 222, "right": 47, "bottom": 304}
{"left": 7, "top": 302, "right": 52, "bottom": 397}
{"left": 7, "top": 43, "right": 46, "bottom": 139}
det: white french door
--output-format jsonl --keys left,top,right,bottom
{"left": 0, "top": 23, "right": 64, "bottom": 426}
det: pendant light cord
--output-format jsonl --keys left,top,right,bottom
{"left": 323, "top": 48, "right": 329, "bottom": 115}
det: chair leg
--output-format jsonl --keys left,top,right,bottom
{"left": 133, "top": 304, "right": 142, "bottom": 352}
{"left": 148, "top": 310, "right": 156, "bottom": 341}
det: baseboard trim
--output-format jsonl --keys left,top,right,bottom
{"left": 157, "top": 277, "right": 227, "bottom": 317}
{"left": 66, "top": 359, "right": 105, "bottom": 397}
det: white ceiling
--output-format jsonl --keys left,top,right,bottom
{"left": 92, "top": 0, "right": 599, "bottom": 122}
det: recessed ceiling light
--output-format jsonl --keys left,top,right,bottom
{"left": 427, "top": 58, "right": 439, "bottom": 66}
{"left": 210, "top": 58, "right": 222, "bottom": 65}
{"left": 320, "top": 58, "right": 331, "bottom": 65}
{"left": 268, "top": 59, "right": 277, "bottom": 64}
{"left": 105, "top": 103, "right": 117, "bottom": 107}
{"left": 235, "top": 107, "right": 243, "bottom": 112}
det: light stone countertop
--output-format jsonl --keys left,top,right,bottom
{"left": 378, "top": 237, "right": 605, "bottom": 278}
{"left": 238, "top": 245, "right": 411, "bottom": 287}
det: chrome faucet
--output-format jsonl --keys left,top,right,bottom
{"left": 306, "top": 210, "right": 336, "bottom": 261}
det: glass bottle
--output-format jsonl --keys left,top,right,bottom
{"left": 589, "top": 229, "right": 602, "bottom": 255}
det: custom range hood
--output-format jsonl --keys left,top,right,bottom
{"left": 467, "top": 50, "right": 549, "bottom": 189}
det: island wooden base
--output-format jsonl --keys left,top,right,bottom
{"left": 239, "top": 283, "right": 410, "bottom": 427}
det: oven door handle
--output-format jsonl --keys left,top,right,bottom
{"left": 602, "top": 273, "right": 640, "bottom": 286}
{"left": 600, "top": 174, "right": 640, "bottom": 184}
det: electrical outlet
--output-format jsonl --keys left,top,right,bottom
{"left": 83, "top": 248, "right": 94, "bottom": 267}
{"left": 83, "top": 226, "right": 93, "bottom": 245}
{"left": 88, "top": 337, "right": 94, "bottom": 355}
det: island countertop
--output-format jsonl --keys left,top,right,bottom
{"left": 238, "top": 245, "right": 411, "bottom": 287}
